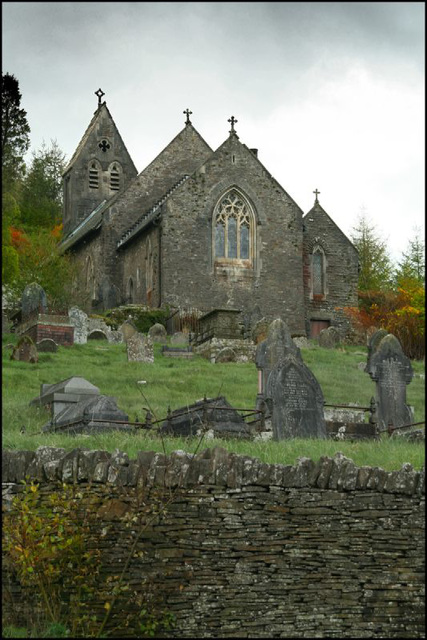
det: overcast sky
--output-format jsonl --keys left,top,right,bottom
{"left": 3, "top": 2, "right": 424, "bottom": 263}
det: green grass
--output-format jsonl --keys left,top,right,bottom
{"left": 2, "top": 334, "right": 425, "bottom": 470}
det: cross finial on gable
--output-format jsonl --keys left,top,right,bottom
{"left": 228, "top": 115, "right": 238, "bottom": 135}
{"left": 313, "top": 188, "right": 321, "bottom": 204}
{"left": 183, "top": 108, "right": 192, "bottom": 125}
{"left": 95, "top": 88, "right": 105, "bottom": 106}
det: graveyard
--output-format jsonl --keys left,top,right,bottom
{"left": 2, "top": 318, "right": 425, "bottom": 469}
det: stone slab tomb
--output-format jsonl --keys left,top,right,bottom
{"left": 159, "top": 396, "right": 254, "bottom": 439}
{"left": 366, "top": 330, "right": 414, "bottom": 431}
{"left": 30, "top": 376, "right": 131, "bottom": 434}
{"left": 256, "top": 318, "right": 326, "bottom": 440}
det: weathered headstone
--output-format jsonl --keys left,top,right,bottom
{"left": 171, "top": 331, "right": 189, "bottom": 345}
{"left": 318, "top": 326, "right": 341, "bottom": 349}
{"left": 119, "top": 319, "right": 138, "bottom": 342}
{"left": 68, "top": 307, "right": 88, "bottom": 344}
{"left": 127, "top": 333, "right": 154, "bottom": 363}
{"left": 10, "top": 335, "right": 38, "bottom": 363}
{"left": 216, "top": 347, "right": 237, "bottom": 363}
{"left": 366, "top": 332, "right": 414, "bottom": 431}
{"left": 21, "top": 283, "right": 48, "bottom": 319}
{"left": 251, "top": 318, "right": 270, "bottom": 345}
{"left": 148, "top": 323, "right": 167, "bottom": 343}
{"left": 36, "top": 338, "right": 58, "bottom": 353}
{"left": 256, "top": 318, "right": 326, "bottom": 440}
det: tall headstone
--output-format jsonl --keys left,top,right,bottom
{"left": 21, "top": 283, "right": 48, "bottom": 319}
{"left": 68, "top": 307, "right": 89, "bottom": 344}
{"left": 148, "top": 323, "right": 167, "bottom": 344}
{"left": 366, "top": 331, "right": 414, "bottom": 431}
{"left": 256, "top": 319, "right": 326, "bottom": 440}
{"left": 127, "top": 333, "right": 154, "bottom": 363}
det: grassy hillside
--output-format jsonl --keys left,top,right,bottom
{"left": 2, "top": 333, "right": 425, "bottom": 470}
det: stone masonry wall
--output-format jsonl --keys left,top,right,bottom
{"left": 2, "top": 447, "right": 424, "bottom": 638}
{"left": 303, "top": 205, "right": 359, "bottom": 338}
{"left": 161, "top": 137, "right": 307, "bottom": 334}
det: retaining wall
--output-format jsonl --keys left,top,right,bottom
{"left": 2, "top": 447, "right": 425, "bottom": 638}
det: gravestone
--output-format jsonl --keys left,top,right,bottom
{"left": 68, "top": 307, "right": 88, "bottom": 344}
{"left": 256, "top": 318, "right": 326, "bottom": 440}
{"left": 21, "top": 283, "right": 48, "bottom": 319}
{"left": 318, "top": 326, "right": 341, "bottom": 349}
{"left": 119, "top": 320, "right": 138, "bottom": 342}
{"left": 10, "top": 335, "right": 38, "bottom": 363}
{"left": 171, "top": 331, "right": 189, "bottom": 345}
{"left": 216, "top": 347, "right": 237, "bottom": 363}
{"left": 36, "top": 338, "right": 58, "bottom": 353}
{"left": 366, "top": 332, "right": 414, "bottom": 431}
{"left": 148, "top": 323, "right": 167, "bottom": 343}
{"left": 366, "top": 328, "right": 388, "bottom": 374}
{"left": 127, "top": 333, "right": 154, "bottom": 363}
{"left": 251, "top": 318, "right": 270, "bottom": 345}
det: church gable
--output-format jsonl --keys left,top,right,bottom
{"left": 155, "top": 124, "right": 306, "bottom": 333}
{"left": 110, "top": 117, "right": 213, "bottom": 239}
{"left": 62, "top": 96, "right": 137, "bottom": 236}
{"left": 302, "top": 194, "right": 359, "bottom": 337}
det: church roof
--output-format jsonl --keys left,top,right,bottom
{"left": 62, "top": 102, "right": 137, "bottom": 175}
{"left": 112, "top": 121, "right": 213, "bottom": 242}
{"left": 303, "top": 199, "right": 358, "bottom": 253}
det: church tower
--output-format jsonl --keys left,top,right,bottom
{"left": 62, "top": 89, "right": 137, "bottom": 236}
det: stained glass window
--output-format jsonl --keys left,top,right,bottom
{"left": 214, "top": 190, "right": 253, "bottom": 264}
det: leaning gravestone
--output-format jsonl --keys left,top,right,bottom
{"left": 10, "top": 335, "right": 38, "bottom": 363}
{"left": 127, "top": 333, "right": 154, "bottom": 363}
{"left": 366, "top": 331, "right": 414, "bottom": 431}
{"left": 256, "top": 318, "right": 326, "bottom": 440}
{"left": 21, "top": 283, "right": 48, "bottom": 319}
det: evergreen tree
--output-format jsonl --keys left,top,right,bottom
{"left": 351, "top": 211, "right": 394, "bottom": 293}
{"left": 395, "top": 229, "right": 425, "bottom": 286}
{"left": 1, "top": 72, "right": 30, "bottom": 188}
{"left": 20, "top": 140, "right": 67, "bottom": 229}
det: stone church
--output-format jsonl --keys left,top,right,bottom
{"left": 60, "top": 91, "right": 359, "bottom": 339}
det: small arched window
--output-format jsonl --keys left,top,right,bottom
{"left": 127, "top": 277, "right": 134, "bottom": 303}
{"left": 88, "top": 162, "right": 99, "bottom": 189}
{"left": 213, "top": 189, "right": 254, "bottom": 266}
{"left": 312, "top": 247, "right": 326, "bottom": 297}
{"left": 110, "top": 163, "right": 120, "bottom": 191}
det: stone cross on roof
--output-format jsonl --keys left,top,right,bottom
{"left": 183, "top": 108, "right": 192, "bottom": 125}
{"left": 95, "top": 88, "right": 105, "bottom": 106}
{"left": 228, "top": 115, "right": 238, "bottom": 134}
{"left": 313, "top": 188, "right": 320, "bottom": 204}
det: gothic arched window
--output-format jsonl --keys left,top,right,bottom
{"left": 312, "top": 247, "right": 326, "bottom": 297}
{"left": 127, "top": 277, "right": 134, "bottom": 303}
{"left": 213, "top": 189, "right": 254, "bottom": 266}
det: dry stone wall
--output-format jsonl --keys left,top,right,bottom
{"left": 2, "top": 447, "right": 425, "bottom": 638}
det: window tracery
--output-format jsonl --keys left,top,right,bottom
{"left": 214, "top": 190, "right": 253, "bottom": 265}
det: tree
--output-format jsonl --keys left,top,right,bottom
{"left": 1, "top": 73, "right": 30, "bottom": 188}
{"left": 395, "top": 229, "right": 425, "bottom": 286}
{"left": 351, "top": 210, "right": 394, "bottom": 294}
{"left": 20, "top": 140, "right": 67, "bottom": 229}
